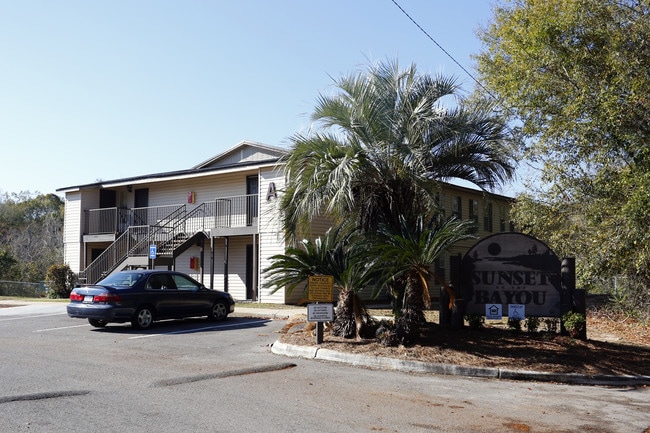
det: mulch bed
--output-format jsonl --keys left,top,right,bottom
{"left": 278, "top": 315, "right": 650, "bottom": 377}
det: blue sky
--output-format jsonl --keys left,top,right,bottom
{"left": 0, "top": 1, "right": 506, "bottom": 197}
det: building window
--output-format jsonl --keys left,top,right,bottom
{"left": 468, "top": 199, "right": 479, "bottom": 224}
{"left": 436, "top": 192, "right": 446, "bottom": 216}
{"left": 483, "top": 202, "right": 493, "bottom": 232}
{"left": 452, "top": 196, "right": 462, "bottom": 219}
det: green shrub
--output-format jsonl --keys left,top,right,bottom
{"left": 525, "top": 316, "right": 540, "bottom": 333}
{"left": 507, "top": 317, "right": 521, "bottom": 332}
{"left": 45, "top": 264, "right": 76, "bottom": 299}
{"left": 562, "top": 311, "right": 586, "bottom": 338}
{"left": 465, "top": 313, "right": 484, "bottom": 329}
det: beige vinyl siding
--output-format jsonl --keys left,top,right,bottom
{"left": 258, "top": 167, "right": 289, "bottom": 303}
{"left": 187, "top": 236, "right": 249, "bottom": 301}
{"left": 210, "top": 241, "right": 226, "bottom": 293}
{"left": 259, "top": 166, "right": 284, "bottom": 231}
{"left": 63, "top": 191, "right": 82, "bottom": 273}
{"left": 272, "top": 212, "right": 333, "bottom": 305}
{"left": 81, "top": 188, "right": 101, "bottom": 212}
{"left": 135, "top": 171, "right": 259, "bottom": 209}
{"left": 259, "top": 228, "right": 291, "bottom": 304}
{"left": 210, "top": 146, "right": 283, "bottom": 167}
{"left": 175, "top": 246, "right": 204, "bottom": 282}
{"left": 224, "top": 236, "right": 250, "bottom": 301}
{"left": 193, "top": 142, "right": 284, "bottom": 169}
{"left": 67, "top": 188, "right": 103, "bottom": 273}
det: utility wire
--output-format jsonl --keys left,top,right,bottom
{"left": 390, "top": 0, "right": 498, "bottom": 100}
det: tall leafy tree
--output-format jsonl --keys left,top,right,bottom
{"left": 476, "top": 0, "right": 650, "bottom": 316}
{"left": 0, "top": 192, "right": 63, "bottom": 282}
{"left": 278, "top": 59, "right": 515, "bottom": 327}
{"left": 0, "top": 248, "right": 18, "bottom": 280}
{"left": 477, "top": 0, "right": 650, "bottom": 167}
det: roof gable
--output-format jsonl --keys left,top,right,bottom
{"left": 193, "top": 140, "right": 287, "bottom": 169}
{"left": 57, "top": 140, "right": 288, "bottom": 192}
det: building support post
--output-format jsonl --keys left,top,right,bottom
{"left": 224, "top": 236, "right": 229, "bottom": 293}
{"left": 253, "top": 233, "right": 258, "bottom": 302}
{"left": 209, "top": 236, "right": 215, "bottom": 291}
{"left": 199, "top": 237, "right": 205, "bottom": 285}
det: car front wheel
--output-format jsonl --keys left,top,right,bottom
{"left": 88, "top": 319, "right": 107, "bottom": 328}
{"left": 209, "top": 301, "right": 228, "bottom": 321}
{"left": 132, "top": 306, "right": 154, "bottom": 329}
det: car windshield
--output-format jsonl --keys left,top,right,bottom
{"left": 97, "top": 273, "right": 145, "bottom": 287}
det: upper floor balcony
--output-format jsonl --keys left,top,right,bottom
{"left": 83, "top": 194, "right": 259, "bottom": 242}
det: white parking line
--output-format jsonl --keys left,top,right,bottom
{"left": 0, "top": 312, "right": 67, "bottom": 322}
{"left": 128, "top": 320, "right": 262, "bottom": 340}
{"left": 34, "top": 324, "right": 90, "bottom": 332}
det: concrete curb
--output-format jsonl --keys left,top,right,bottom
{"left": 271, "top": 340, "right": 650, "bottom": 386}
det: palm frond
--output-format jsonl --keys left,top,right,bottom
{"left": 263, "top": 226, "right": 380, "bottom": 296}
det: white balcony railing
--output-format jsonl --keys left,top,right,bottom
{"left": 84, "top": 194, "right": 258, "bottom": 236}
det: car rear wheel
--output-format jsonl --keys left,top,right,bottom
{"left": 88, "top": 319, "right": 107, "bottom": 328}
{"left": 209, "top": 301, "right": 228, "bottom": 321}
{"left": 132, "top": 306, "right": 154, "bottom": 329}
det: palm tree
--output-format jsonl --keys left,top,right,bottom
{"left": 377, "top": 215, "right": 477, "bottom": 344}
{"left": 278, "top": 59, "right": 515, "bottom": 333}
{"left": 280, "top": 59, "right": 514, "bottom": 238}
{"left": 264, "top": 227, "right": 380, "bottom": 338}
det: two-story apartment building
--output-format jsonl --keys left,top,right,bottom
{"left": 58, "top": 140, "right": 514, "bottom": 304}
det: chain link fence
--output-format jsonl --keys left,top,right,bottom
{"left": 0, "top": 280, "right": 47, "bottom": 298}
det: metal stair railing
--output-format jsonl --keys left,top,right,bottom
{"left": 79, "top": 225, "right": 145, "bottom": 284}
{"left": 79, "top": 197, "right": 248, "bottom": 285}
{"left": 155, "top": 202, "right": 216, "bottom": 256}
{"left": 80, "top": 205, "right": 186, "bottom": 284}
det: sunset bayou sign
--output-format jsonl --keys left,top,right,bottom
{"left": 459, "top": 233, "right": 570, "bottom": 318}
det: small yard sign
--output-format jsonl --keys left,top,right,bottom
{"left": 308, "top": 275, "right": 333, "bottom": 302}
{"left": 307, "top": 303, "right": 334, "bottom": 322}
{"left": 485, "top": 303, "right": 502, "bottom": 320}
{"left": 508, "top": 304, "right": 525, "bottom": 320}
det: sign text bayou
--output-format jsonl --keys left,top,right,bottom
{"left": 460, "top": 233, "right": 562, "bottom": 317}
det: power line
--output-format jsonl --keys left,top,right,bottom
{"left": 389, "top": 0, "right": 497, "bottom": 100}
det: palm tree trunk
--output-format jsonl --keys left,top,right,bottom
{"left": 387, "top": 277, "right": 406, "bottom": 318}
{"left": 396, "top": 273, "right": 427, "bottom": 344}
{"left": 332, "top": 288, "right": 373, "bottom": 339}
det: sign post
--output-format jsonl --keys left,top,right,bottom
{"left": 307, "top": 275, "right": 334, "bottom": 344}
{"left": 149, "top": 244, "right": 157, "bottom": 269}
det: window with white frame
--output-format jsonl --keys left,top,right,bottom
{"left": 436, "top": 192, "right": 446, "bottom": 216}
{"left": 468, "top": 199, "right": 479, "bottom": 224}
{"left": 452, "top": 196, "right": 462, "bottom": 219}
{"left": 483, "top": 202, "right": 493, "bottom": 232}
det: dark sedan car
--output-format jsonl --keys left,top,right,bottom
{"left": 67, "top": 270, "right": 235, "bottom": 329}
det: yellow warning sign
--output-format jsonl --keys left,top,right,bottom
{"left": 308, "top": 275, "right": 334, "bottom": 302}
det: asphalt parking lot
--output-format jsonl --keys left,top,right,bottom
{"left": 1, "top": 302, "right": 649, "bottom": 433}
{"left": 0, "top": 302, "right": 297, "bottom": 432}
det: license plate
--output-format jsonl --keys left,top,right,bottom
{"left": 83, "top": 295, "right": 94, "bottom": 303}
